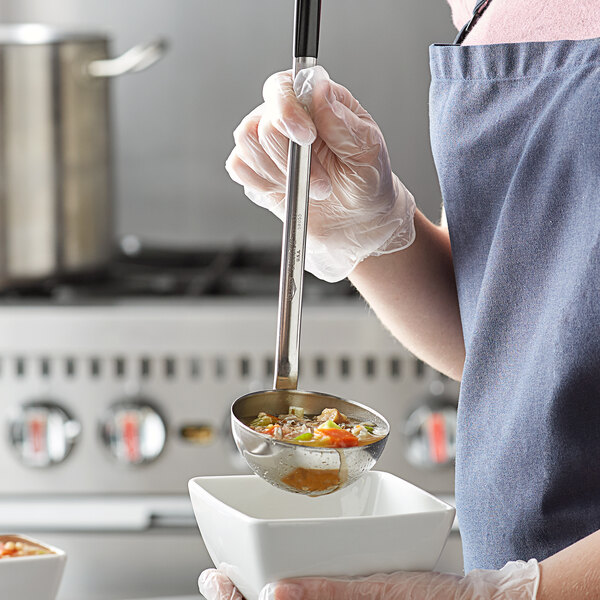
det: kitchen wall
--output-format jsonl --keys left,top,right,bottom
{"left": 0, "top": 1, "right": 455, "bottom": 248}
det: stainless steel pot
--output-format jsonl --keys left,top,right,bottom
{"left": 0, "top": 24, "right": 167, "bottom": 289}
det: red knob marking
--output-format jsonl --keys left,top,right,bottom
{"left": 122, "top": 413, "right": 141, "bottom": 463}
{"left": 29, "top": 417, "right": 45, "bottom": 455}
{"left": 427, "top": 413, "right": 448, "bottom": 465}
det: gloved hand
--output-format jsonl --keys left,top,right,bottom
{"left": 199, "top": 559, "right": 540, "bottom": 600}
{"left": 199, "top": 569, "right": 243, "bottom": 600}
{"left": 225, "top": 66, "right": 416, "bottom": 282}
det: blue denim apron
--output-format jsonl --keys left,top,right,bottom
{"left": 429, "top": 38, "right": 600, "bottom": 571}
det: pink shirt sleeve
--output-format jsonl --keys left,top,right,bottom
{"left": 446, "top": 0, "right": 600, "bottom": 45}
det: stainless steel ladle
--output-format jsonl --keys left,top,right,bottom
{"left": 231, "top": 0, "right": 389, "bottom": 496}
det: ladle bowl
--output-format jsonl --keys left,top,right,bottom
{"left": 231, "top": 389, "right": 390, "bottom": 496}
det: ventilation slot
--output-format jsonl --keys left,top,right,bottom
{"left": 164, "top": 357, "right": 176, "bottom": 379}
{"left": 339, "top": 357, "right": 351, "bottom": 378}
{"left": 89, "top": 357, "right": 101, "bottom": 378}
{"left": 415, "top": 359, "right": 425, "bottom": 378}
{"left": 65, "top": 357, "right": 76, "bottom": 378}
{"left": 114, "top": 357, "right": 126, "bottom": 378}
{"left": 15, "top": 357, "right": 26, "bottom": 377}
{"left": 314, "top": 357, "right": 326, "bottom": 378}
{"left": 265, "top": 358, "right": 274, "bottom": 378}
{"left": 189, "top": 358, "right": 201, "bottom": 379}
{"left": 365, "top": 357, "right": 376, "bottom": 378}
{"left": 214, "top": 358, "right": 226, "bottom": 379}
{"left": 40, "top": 357, "right": 51, "bottom": 378}
{"left": 390, "top": 357, "right": 401, "bottom": 378}
{"left": 239, "top": 357, "right": 251, "bottom": 378}
{"left": 140, "top": 357, "right": 152, "bottom": 378}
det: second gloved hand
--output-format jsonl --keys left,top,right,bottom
{"left": 226, "top": 66, "right": 416, "bottom": 283}
{"left": 259, "top": 560, "right": 540, "bottom": 600}
{"left": 199, "top": 560, "right": 540, "bottom": 600}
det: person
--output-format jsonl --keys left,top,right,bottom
{"left": 200, "top": 0, "right": 600, "bottom": 597}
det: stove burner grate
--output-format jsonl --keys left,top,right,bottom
{"left": 0, "top": 245, "right": 356, "bottom": 303}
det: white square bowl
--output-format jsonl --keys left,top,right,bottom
{"left": 189, "top": 471, "right": 455, "bottom": 600}
{"left": 0, "top": 534, "right": 66, "bottom": 600}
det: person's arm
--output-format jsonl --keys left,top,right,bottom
{"left": 537, "top": 529, "right": 600, "bottom": 599}
{"left": 349, "top": 209, "right": 465, "bottom": 381}
{"left": 225, "top": 67, "right": 465, "bottom": 378}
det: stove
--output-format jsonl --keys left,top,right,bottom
{"left": 0, "top": 245, "right": 356, "bottom": 302}
{"left": 0, "top": 246, "right": 462, "bottom": 598}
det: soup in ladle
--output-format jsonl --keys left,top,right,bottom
{"left": 245, "top": 407, "right": 386, "bottom": 448}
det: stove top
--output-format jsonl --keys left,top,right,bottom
{"left": 0, "top": 244, "right": 356, "bottom": 305}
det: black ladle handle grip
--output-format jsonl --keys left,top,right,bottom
{"left": 294, "top": 0, "right": 321, "bottom": 59}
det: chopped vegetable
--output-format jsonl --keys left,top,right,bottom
{"left": 289, "top": 406, "right": 305, "bottom": 419}
{"left": 352, "top": 424, "right": 377, "bottom": 441}
{"left": 317, "top": 419, "right": 341, "bottom": 431}
{"left": 318, "top": 428, "right": 359, "bottom": 448}
{"left": 316, "top": 408, "right": 349, "bottom": 425}
{"left": 262, "top": 425, "right": 276, "bottom": 436}
{"left": 293, "top": 432, "right": 313, "bottom": 441}
{"left": 250, "top": 413, "right": 278, "bottom": 428}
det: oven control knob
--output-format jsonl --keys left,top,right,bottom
{"left": 9, "top": 402, "right": 81, "bottom": 468}
{"left": 100, "top": 400, "right": 166, "bottom": 466}
{"left": 404, "top": 403, "right": 457, "bottom": 468}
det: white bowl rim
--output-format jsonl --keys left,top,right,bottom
{"left": 189, "top": 471, "right": 455, "bottom": 526}
{"left": 0, "top": 534, "right": 66, "bottom": 562}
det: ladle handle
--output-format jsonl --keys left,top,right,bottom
{"left": 274, "top": 0, "right": 322, "bottom": 391}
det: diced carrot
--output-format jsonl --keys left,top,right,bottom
{"left": 261, "top": 425, "right": 276, "bottom": 436}
{"left": 318, "top": 428, "right": 359, "bottom": 447}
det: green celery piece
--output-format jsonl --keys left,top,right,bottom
{"left": 294, "top": 432, "right": 313, "bottom": 441}
{"left": 318, "top": 419, "right": 341, "bottom": 430}
{"left": 250, "top": 414, "right": 276, "bottom": 428}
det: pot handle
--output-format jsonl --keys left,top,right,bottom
{"left": 87, "top": 38, "right": 168, "bottom": 78}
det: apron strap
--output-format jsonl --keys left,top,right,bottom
{"left": 453, "top": 0, "right": 494, "bottom": 45}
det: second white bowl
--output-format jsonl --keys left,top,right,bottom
{"left": 0, "top": 535, "right": 66, "bottom": 600}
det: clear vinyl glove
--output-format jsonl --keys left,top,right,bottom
{"left": 225, "top": 66, "right": 416, "bottom": 282}
{"left": 199, "top": 569, "right": 243, "bottom": 600}
{"left": 199, "top": 560, "right": 540, "bottom": 600}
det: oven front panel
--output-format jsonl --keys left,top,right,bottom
{"left": 0, "top": 301, "right": 458, "bottom": 495}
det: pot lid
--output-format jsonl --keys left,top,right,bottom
{"left": 0, "top": 24, "right": 108, "bottom": 45}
